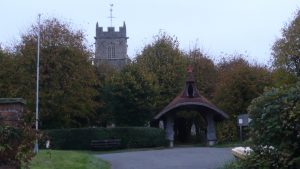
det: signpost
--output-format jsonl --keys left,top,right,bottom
{"left": 237, "top": 114, "right": 251, "bottom": 141}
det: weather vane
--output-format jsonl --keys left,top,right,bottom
{"left": 108, "top": 4, "right": 115, "bottom": 27}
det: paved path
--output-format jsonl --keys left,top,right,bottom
{"left": 96, "top": 147, "right": 234, "bottom": 169}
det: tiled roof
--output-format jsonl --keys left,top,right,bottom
{"left": 155, "top": 70, "right": 228, "bottom": 120}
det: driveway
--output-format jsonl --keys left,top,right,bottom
{"left": 96, "top": 147, "right": 234, "bottom": 169}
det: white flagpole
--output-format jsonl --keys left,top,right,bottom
{"left": 34, "top": 13, "right": 41, "bottom": 154}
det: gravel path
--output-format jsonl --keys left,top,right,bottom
{"left": 96, "top": 147, "right": 234, "bottom": 169}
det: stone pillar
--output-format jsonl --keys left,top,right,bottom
{"left": 206, "top": 113, "right": 217, "bottom": 146}
{"left": 165, "top": 115, "right": 174, "bottom": 148}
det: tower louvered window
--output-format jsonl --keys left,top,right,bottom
{"left": 107, "top": 46, "right": 115, "bottom": 58}
{"left": 108, "top": 47, "right": 111, "bottom": 58}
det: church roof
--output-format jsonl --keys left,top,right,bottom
{"left": 154, "top": 67, "right": 228, "bottom": 120}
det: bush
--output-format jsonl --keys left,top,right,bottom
{"left": 244, "top": 83, "right": 300, "bottom": 169}
{"left": 0, "top": 123, "right": 35, "bottom": 169}
{"left": 216, "top": 120, "right": 238, "bottom": 143}
{"left": 45, "top": 127, "right": 167, "bottom": 150}
{"left": 218, "top": 160, "right": 242, "bottom": 169}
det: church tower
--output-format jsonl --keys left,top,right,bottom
{"left": 94, "top": 22, "right": 129, "bottom": 69}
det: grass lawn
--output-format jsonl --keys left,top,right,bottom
{"left": 28, "top": 150, "right": 110, "bottom": 169}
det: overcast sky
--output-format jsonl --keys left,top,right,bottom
{"left": 1, "top": 0, "right": 300, "bottom": 65}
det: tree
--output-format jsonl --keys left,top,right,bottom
{"left": 107, "top": 63, "right": 159, "bottom": 126}
{"left": 94, "top": 63, "right": 118, "bottom": 126}
{"left": 272, "top": 10, "right": 300, "bottom": 77}
{"left": 14, "top": 18, "right": 98, "bottom": 128}
{"left": 135, "top": 33, "right": 188, "bottom": 111}
{"left": 214, "top": 56, "right": 271, "bottom": 117}
{"left": 0, "top": 48, "right": 21, "bottom": 97}
{"left": 271, "top": 68, "right": 298, "bottom": 88}
{"left": 188, "top": 49, "right": 217, "bottom": 100}
{"left": 213, "top": 56, "right": 271, "bottom": 142}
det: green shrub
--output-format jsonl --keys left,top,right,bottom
{"left": 216, "top": 120, "right": 238, "bottom": 143}
{"left": 245, "top": 83, "right": 300, "bottom": 169}
{"left": 218, "top": 160, "right": 242, "bottom": 169}
{"left": 45, "top": 127, "right": 167, "bottom": 150}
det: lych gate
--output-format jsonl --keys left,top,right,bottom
{"left": 154, "top": 67, "right": 228, "bottom": 147}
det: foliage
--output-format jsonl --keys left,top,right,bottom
{"left": 272, "top": 10, "right": 300, "bottom": 77}
{"left": 214, "top": 56, "right": 271, "bottom": 117}
{"left": 94, "top": 33, "right": 188, "bottom": 127}
{"left": 213, "top": 56, "right": 271, "bottom": 142}
{"left": 0, "top": 49, "right": 23, "bottom": 98}
{"left": 245, "top": 83, "right": 300, "bottom": 169}
{"left": 188, "top": 49, "right": 217, "bottom": 100}
{"left": 93, "top": 64, "right": 117, "bottom": 127}
{"left": 0, "top": 121, "right": 35, "bottom": 169}
{"left": 45, "top": 127, "right": 167, "bottom": 150}
{"left": 12, "top": 18, "right": 98, "bottom": 128}
{"left": 218, "top": 160, "right": 242, "bottom": 169}
{"left": 271, "top": 68, "right": 298, "bottom": 88}
{"left": 107, "top": 63, "right": 159, "bottom": 126}
{"left": 220, "top": 154, "right": 283, "bottom": 169}
{"left": 216, "top": 120, "right": 238, "bottom": 143}
{"left": 29, "top": 150, "right": 110, "bottom": 169}
{"left": 135, "top": 32, "right": 188, "bottom": 111}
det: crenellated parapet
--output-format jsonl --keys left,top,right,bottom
{"left": 96, "top": 22, "right": 127, "bottom": 39}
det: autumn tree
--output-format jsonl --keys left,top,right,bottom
{"left": 214, "top": 56, "right": 271, "bottom": 142}
{"left": 273, "top": 10, "right": 300, "bottom": 77}
{"left": 14, "top": 18, "right": 98, "bottom": 128}
{"left": 135, "top": 33, "right": 188, "bottom": 111}
{"left": 214, "top": 56, "right": 271, "bottom": 116}
{"left": 0, "top": 48, "right": 22, "bottom": 97}
{"left": 188, "top": 49, "right": 217, "bottom": 100}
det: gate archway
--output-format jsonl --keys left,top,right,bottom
{"left": 154, "top": 67, "right": 228, "bottom": 147}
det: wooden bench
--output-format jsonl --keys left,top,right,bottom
{"left": 90, "top": 139, "right": 121, "bottom": 150}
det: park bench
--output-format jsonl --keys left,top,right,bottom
{"left": 90, "top": 139, "right": 121, "bottom": 150}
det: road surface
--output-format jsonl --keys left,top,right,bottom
{"left": 96, "top": 147, "right": 234, "bottom": 169}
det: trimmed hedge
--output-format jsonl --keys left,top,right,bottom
{"left": 44, "top": 127, "right": 167, "bottom": 150}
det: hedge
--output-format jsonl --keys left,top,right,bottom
{"left": 44, "top": 127, "right": 167, "bottom": 150}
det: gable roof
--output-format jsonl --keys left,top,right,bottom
{"left": 154, "top": 68, "right": 228, "bottom": 120}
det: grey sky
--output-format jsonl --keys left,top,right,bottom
{"left": 1, "top": 0, "right": 300, "bottom": 65}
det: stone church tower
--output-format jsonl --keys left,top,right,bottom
{"left": 94, "top": 22, "right": 129, "bottom": 69}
